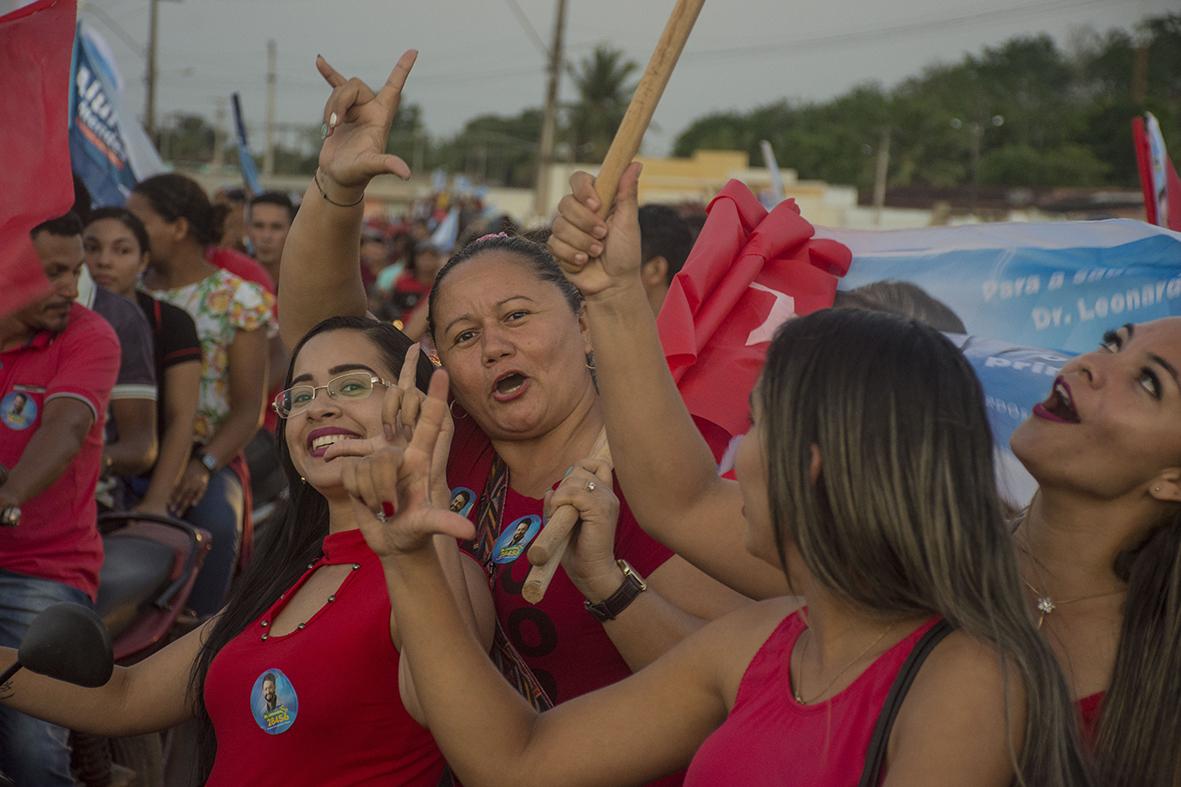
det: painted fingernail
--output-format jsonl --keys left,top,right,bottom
{"left": 590, "top": 243, "right": 603, "bottom": 256}
{"left": 320, "top": 123, "right": 328, "bottom": 141}
{"left": 329, "top": 112, "right": 338, "bottom": 128}
{"left": 381, "top": 501, "right": 396, "bottom": 518}
{"left": 563, "top": 466, "right": 574, "bottom": 477}
{"left": 593, "top": 225, "right": 608, "bottom": 239}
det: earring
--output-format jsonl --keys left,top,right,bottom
{"left": 299, "top": 476, "right": 306, "bottom": 484}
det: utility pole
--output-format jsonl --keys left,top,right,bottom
{"left": 145, "top": 0, "right": 159, "bottom": 139}
{"left": 264, "top": 39, "right": 277, "bottom": 177}
{"left": 872, "top": 127, "right": 891, "bottom": 226}
{"left": 533, "top": 0, "right": 567, "bottom": 220}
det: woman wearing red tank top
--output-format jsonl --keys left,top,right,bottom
{"left": 0, "top": 315, "right": 495, "bottom": 785}
{"left": 364, "top": 301, "right": 1095, "bottom": 785}
{"left": 551, "top": 167, "right": 1181, "bottom": 785}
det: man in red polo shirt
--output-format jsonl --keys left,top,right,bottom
{"left": 0, "top": 213, "right": 119, "bottom": 786}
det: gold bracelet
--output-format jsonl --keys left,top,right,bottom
{"left": 314, "top": 169, "right": 365, "bottom": 208}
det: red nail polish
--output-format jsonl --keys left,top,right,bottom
{"left": 381, "top": 501, "right": 396, "bottom": 518}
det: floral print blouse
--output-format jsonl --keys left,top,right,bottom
{"left": 150, "top": 269, "right": 275, "bottom": 443}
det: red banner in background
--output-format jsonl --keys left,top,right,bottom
{"left": 1132, "top": 113, "right": 1181, "bottom": 231}
{"left": 0, "top": 0, "right": 76, "bottom": 318}
{"left": 657, "top": 179, "right": 851, "bottom": 444}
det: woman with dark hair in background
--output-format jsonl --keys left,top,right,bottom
{"left": 367, "top": 307, "right": 1094, "bottom": 786}
{"left": 127, "top": 173, "right": 273, "bottom": 617}
{"left": 0, "top": 315, "right": 493, "bottom": 785}
{"left": 82, "top": 207, "right": 203, "bottom": 517}
{"left": 279, "top": 54, "right": 745, "bottom": 787}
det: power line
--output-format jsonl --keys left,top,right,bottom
{"left": 81, "top": 4, "right": 147, "bottom": 58}
{"left": 679, "top": 0, "right": 1139, "bottom": 65}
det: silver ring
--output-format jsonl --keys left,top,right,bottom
{"left": 585, "top": 481, "right": 597, "bottom": 493}
{"left": 375, "top": 511, "right": 388, "bottom": 523}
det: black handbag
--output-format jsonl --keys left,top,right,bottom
{"left": 857, "top": 620, "right": 954, "bottom": 787}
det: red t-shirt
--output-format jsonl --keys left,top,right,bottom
{"left": 204, "top": 528, "right": 445, "bottom": 786}
{"left": 448, "top": 417, "right": 674, "bottom": 705}
{"left": 207, "top": 246, "right": 276, "bottom": 295}
{"left": 0, "top": 304, "right": 119, "bottom": 599}
{"left": 686, "top": 612, "right": 940, "bottom": 786}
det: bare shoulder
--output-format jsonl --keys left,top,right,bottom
{"left": 691, "top": 597, "right": 802, "bottom": 707}
{"left": 907, "top": 630, "right": 1025, "bottom": 711}
{"left": 885, "top": 630, "right": 1026, "bottom": 786}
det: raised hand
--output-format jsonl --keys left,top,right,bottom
{"left": 342, "top": 369, "right": 474, "bottom": 560}
{"left": 313, "top": 49, "right": 418, "bottom": 198}
{"left": 548, "top": 162, "right": 644, "bottom": 301}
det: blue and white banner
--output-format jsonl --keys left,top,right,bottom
{"left": 69, "top": 22, "right": 165, "bottom": 207}
{"left": 819, "top": 219, "right": 1181, "bottom": 504}
{"left": 825, "top": 219, "right": 1181, "bottom": 354}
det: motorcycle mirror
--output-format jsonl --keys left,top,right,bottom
{"left": 17, "top": 603, "right": 113, "bottom": 688}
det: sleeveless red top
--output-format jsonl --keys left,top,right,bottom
{"left": 204, "top": 529, "right": 446, "bottom": 786}
{"left": 1077, "top": 691, "right": 1103, "bottom": 743}
{"left": 686, "top": 612, "right": 940, "bottom": 787}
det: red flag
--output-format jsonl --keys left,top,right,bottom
{"left": 657, "top": 180, "right": 851, "bottom": 450}
{"left": 1132, "top": 113, "right": 1181, "bottom": 231}
{"left": 0, "top": 0, "right": 77, "bottom": 318}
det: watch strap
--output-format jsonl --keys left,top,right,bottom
{"left": 585, "top": 560, "right": 647, "bottom": 622}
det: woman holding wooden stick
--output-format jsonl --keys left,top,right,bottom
{"left": 359, "top": 300, "right": 1095, "bottom": 785}
{"left": 277, "top": 50, "right": 746, "bottom": 750}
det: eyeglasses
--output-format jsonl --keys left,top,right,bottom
{"left": 272, "top": 371, "right": 392, "bottom": 418}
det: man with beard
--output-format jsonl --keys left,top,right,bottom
{"left": 0, "top": 213, "right": 120, "bottom": 786}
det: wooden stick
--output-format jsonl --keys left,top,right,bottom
{"left": 527, "top": 430, "right": 611, "bottom": 565}
{"left": 524, "top": 0, "right": 705, "bottom": 605}
{"left": 592, "top": 0, "right": 706, "bottom": 219}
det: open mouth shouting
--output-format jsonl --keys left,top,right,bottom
{"left": 1032, "top": 377, "right": 1080, "bottom": 424}
{"left": 491, "top": 370, "right": 530, "bottom": 403}
{"left": 306, "top": 427, "right": 362, "bottom": 459}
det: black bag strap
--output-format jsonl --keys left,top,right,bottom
{"left": 857, "top": 620, "right": 954, "bottom": 787}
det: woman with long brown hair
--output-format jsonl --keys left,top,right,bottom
{"left": 361, "top": 303, "right": 1093, "bottom": 786}
{"left": 552, "top": 166, "right": 1181, "bottom": 786}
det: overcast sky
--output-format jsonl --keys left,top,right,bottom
{"left": 86, "top": 0, "right": 1172, "bottom": 157}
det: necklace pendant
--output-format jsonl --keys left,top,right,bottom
{"left": 1036, "top": 596, "right": 1055, "bottom": 615}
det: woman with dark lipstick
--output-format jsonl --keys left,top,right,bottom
{"left": 1007, "top": 318, "right": 1181, "bottom": 786}
{"left": 277, "top": 52, "right": 746, "bottom": 787}
{"left": 0, "top": 315, "right": 495, "bottom": 785}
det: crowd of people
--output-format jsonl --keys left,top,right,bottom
{"left": 0, "top": 45, "right": 1179, "bottom": 787}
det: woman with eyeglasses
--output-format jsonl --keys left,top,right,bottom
{"left": 0, "top": 315, "right": 495, "bottom": 785}
{"left": 276, "top": 53, "right": 748, "bottom": 787}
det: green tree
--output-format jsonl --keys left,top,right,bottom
{"left": 568, "top": 45, "right": 639, "bottom": 162}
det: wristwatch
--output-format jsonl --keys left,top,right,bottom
{"left": 584, "top": 560, "right": 648, "bottom": 622}
{"left": 197, "top": 452, "right": 219, "bottom": 474}
{"left": 0, "top": 506, "right": 21, "bottom": 527}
